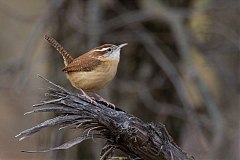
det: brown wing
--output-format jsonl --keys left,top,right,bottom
{"left": 62, "top": 53, "right": 102, "bottom": 72}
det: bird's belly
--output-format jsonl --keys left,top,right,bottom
{"left": 66, "top": 61, "right": 118, "bottom": 92}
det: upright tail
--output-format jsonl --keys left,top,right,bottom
{"left": 44, "top": 34, "right": 73, "bottom": 66}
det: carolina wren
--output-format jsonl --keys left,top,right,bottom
{"left": 44, "top": 35, "right": 127, "bottom": 94}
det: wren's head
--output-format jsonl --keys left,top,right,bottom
{"left": 92, "top": 43, "right": 127, "bottom": 60}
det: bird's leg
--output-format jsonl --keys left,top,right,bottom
{"left": 94, "top": 93, "right": 115, "bottom": 109}
{"left": 79, "top": 88, "right": 97, "bottom": 105}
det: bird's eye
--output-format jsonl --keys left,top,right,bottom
{"left": 107, "top": 48, "right": 112, "bottom": 52}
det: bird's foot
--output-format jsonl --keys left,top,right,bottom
{"left": 94, "top": 94, "right": 115, "bottom": 109}
{"left": 79, "top": 89, "right": 97, "bottom": 105}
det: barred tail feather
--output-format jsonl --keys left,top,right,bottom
{"left": 44, "top": 34, "right": 73, "bottom": 66}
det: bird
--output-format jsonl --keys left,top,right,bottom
{"left": 44, "top": 34, "right": 127, "bottom": 105}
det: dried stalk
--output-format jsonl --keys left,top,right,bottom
{"left": 16, "top": 76, "right": 194, "bottom": 160}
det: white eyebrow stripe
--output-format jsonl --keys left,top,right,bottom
{"left": 94, "top": 47, "right": 110, "bottom": 51}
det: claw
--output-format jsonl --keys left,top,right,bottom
{"left": 79, "top": 88, "right": 97, "bottom": 105}
{"left": 94, "top": 94, "right": 115, "bottom": 109}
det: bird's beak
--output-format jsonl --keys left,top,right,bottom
{"left": 117, "top": 43, "right": 128, "bottom": 50}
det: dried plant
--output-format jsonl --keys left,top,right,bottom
{"left": 16, "top": 76, "right": 194, "bottom": 160}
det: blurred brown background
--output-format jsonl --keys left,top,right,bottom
{"left": 0, "top": 0, "right": 239, "bottom": 160}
